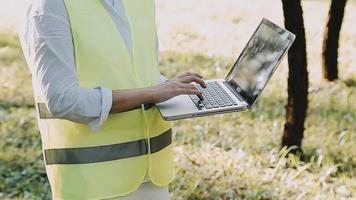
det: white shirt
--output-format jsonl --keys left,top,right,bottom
{"left": 18, "top": 0, "right": 166, "bottom": 132}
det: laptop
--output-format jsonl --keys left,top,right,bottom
{"left": 156, "top": 18, "right": 296, "bottom": 121}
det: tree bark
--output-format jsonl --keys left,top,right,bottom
{"left": 322, "top": 0, "right": 348, "bottom": 81}
{"left": 281, "top": 0, "right": 308, "bottom": 150}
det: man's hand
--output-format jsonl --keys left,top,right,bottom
{"left": 110, "top": 72, "right": 206, "bottom": 113}
{"left": 149, "top": 72, "right": 207, "bottom": 103}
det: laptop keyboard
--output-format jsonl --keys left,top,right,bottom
{"left": 189, "top": 81, "right": 238, "bottom": 110}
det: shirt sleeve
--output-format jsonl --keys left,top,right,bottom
{"left": 159, "top": 74, "right": 168, "bottom": 83}
{"left": 155, "top": 28, "right": 168, "bottom": 83}
{"left": 20, "top": 10, "right": 112, "bottom": 132}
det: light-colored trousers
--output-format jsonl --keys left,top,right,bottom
{"left": 111, "top": 182, "right": 170, "bottom": 200}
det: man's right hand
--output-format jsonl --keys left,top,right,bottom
{"left": 149, "top": 72, "right": 207, "bottom": 103}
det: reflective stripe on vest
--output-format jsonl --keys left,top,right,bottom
{"left": 45, "top": 129, "right": 172, "bottom": 165}
{"left": 37, "top": 103, "right": 155, "bottom": 119}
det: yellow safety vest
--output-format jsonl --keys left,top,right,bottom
{"left": 35, "top": 0, "right": 174, "bottom": 199}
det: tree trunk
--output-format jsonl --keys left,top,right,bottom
{"left": 322, "top": 0, "right": 348, "bottom": 81}
{"left": 281, "top": 0, "right": 308, "bottom": 151}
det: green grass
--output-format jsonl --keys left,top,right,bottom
{"left": 0, "top": 32, "right": 33, "bottom": 107}
{"left": 0, "top": 31, "right": 355, "bottom": 199}
{"left": 0, "top": 32, "right": 49, "bottom": 199}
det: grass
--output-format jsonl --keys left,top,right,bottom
{"left": 159, "top": 52, "right": 355, "bottom": 199}
{"left": 0, "top": 32, "right": 33, "bottom": 107}
{"left": 1, "top": 0, "right": 356, "bottom": 199}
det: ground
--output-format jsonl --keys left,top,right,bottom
{"left": 0, "top": 0, "right": 355, "bottom": 199}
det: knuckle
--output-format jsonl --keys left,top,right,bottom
{"left": 174, "top": 89, "right": 181, "bottom": 94}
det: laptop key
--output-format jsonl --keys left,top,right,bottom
{"left": 211, "top": 102, "right": 220, "bottom": 108}
{"left": 189, "top": 94, "right": 200, "bottom": 100}
{"left": 217, "top": 101, "right": 225, "bottom": 106}
{"left": 202, "top": 100, "right": 213, "bottom": 109}
{"left": 205, "top": 104, "right": 213, "bottom": 109}
{"left": 189, "top": 95, "right": 203, "bottom": 109}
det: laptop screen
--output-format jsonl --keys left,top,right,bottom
{"left": 225, "top": 18, "right": 295, "bottom": 106}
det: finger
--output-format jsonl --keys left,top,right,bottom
{"left": 176, "top": 82, "right": 197, "bottom": 90}
{"left": 177, "top": 88, "right": 204, "bottom": 99}
{"left": 176, "top": 72, "right": 189, "bottom": 78}
{"left": 195, "top": 91, "right": 204, "bottom": 101}
{"left": 179, "top": 75, "right": 207, "bottom": 88}
{"left": 188, "top": 89, "right": 204, "bottom": 100}
{"left": 177, "top": 72, "right": 203, "bottom": 79}
{"left": 176, "top": 83, "right": 204, "bottom": 100}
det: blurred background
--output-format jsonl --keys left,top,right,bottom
{"left": 0, "top": 0, "right": 355, "bottom": 199}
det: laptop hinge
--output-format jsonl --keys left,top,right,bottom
{"left": 223, "top": 81, "right": 250, "bottom": 107}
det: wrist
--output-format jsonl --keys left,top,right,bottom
{"left": 141, "top": 88, "right": 157, "bottom": 103}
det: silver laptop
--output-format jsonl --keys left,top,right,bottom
{"left": 156, "top": 18, "right": 296, "bottom": 121}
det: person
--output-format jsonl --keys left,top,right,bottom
{"left": 18, "top": 0, "right": 206, "bottom": 199}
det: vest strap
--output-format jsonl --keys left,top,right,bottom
{"left": 44, "top": 129, "right": 172, "bottom": 165}
{"left": 37, "top": 103, "right": 154, "bottom": 119}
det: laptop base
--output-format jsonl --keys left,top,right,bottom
{"left": 156, "top": 79, "right": 249, "bottom": 121}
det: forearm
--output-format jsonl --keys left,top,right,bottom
{"left": 110, "top": 72, "right": 206, "bottom": 113}
{"left": 110, "top": 88, "right": 154, "bottom": 113}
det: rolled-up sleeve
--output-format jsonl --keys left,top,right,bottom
{"left": 21, "top": 12, "right": 112, "bottom": 132}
